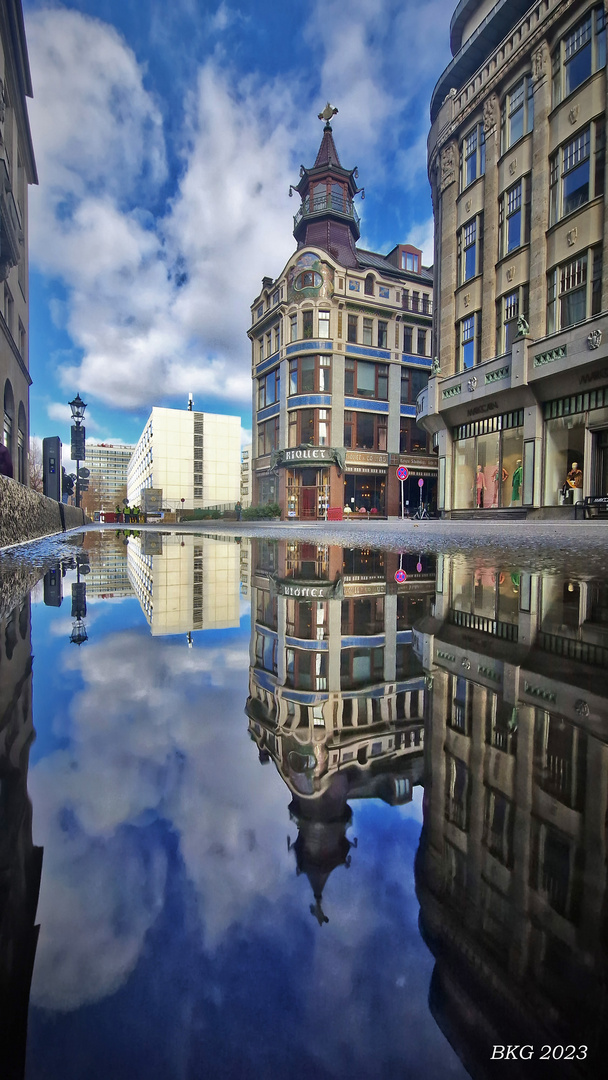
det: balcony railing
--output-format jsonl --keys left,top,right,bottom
{"left": 294, "top": 192, "right": 360, "bottom": 230}
{"left": 402, "top": 296, "right": 433, "bottom": 316}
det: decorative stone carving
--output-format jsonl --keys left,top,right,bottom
{"left": 567, "top": 226, "right": 578, "bottom": 246}
{"left": 532, "top": 44, "right": 548, "bottom": 81}
{"left": 465, "top": 199, "right": 472, "bottom": 213}
{"left": 575, "top": 699, "right": 590, "bottom": 718}
{"left": 431, "top": 357, "right": 441, "bottom": 376}
{"left": 467, "top": 376, "right": 478, "bottom": 392}
{"left": 440, "top": 142, "right": 456, "bottom": 191}
{"left": 425, "top": 675, "right": 434, "bottom": 691}
{"left": 463, "top": 293, "right": 471, "bottom": 308}
{"left": 483, "top": 95, "right": 498, "bottom": 134}
{"left": 509, "top": 158, "right": 517, "bottom": 176}
{"left": 461, "top": 657, "right": 471, "bottom": 671}
{"left": 516, "top": 315, "right": 530, "bottom": 337}
{"left": 506, "top": 266, "right": 516, "bottom": 283}
{"left": 587, "top": 328, "right": 602, "bottom": 349}
{"left": 569, "top": 106, "right": 580, "bottom": 125}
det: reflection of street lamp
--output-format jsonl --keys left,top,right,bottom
{"left": 69, "top": 393, "right": 87, "bottom": 508}
{"left": 69, "top": 555, "right": 88, "bottom": 645}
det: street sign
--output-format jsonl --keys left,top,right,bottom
{"left": 396, "top": 465, "right": 408, "bottom": 480}
{"left": 418, "top": 478, "right": 424, "bottom": 487}
{"left": 71, "top": 426, "right": 85, "bottom": 461}
{"left": 394, "top": 569, "right": 407, "bottom": 584}
{"left": 417, "top": 561, "right": 423, "bottom": 573}
{"left": 78, "top": 467, "right": 90, "bottom": 478}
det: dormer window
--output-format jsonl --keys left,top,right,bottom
{"left": 401, "top": 251, "right": 419, "bottom": 272}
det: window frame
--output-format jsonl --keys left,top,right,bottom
{"left": 288, "top": 354, "right": 331, "bottom": 395}
{"left": 549, "top": 118, "right": 605, "bottom": 225}
{"left": 458, "top": 214, "right": 483, "bottom": 284}
{"left": 498, "top": 175, "right": 531, "bottom": 258}
{"left": 257, "top": 366, "right": 281, "bottom": 410}
{"left": 547, "top": 245, "right": 602, "bottom": 333}
{"left": 344, "top": 359, "right": 389, "bottom": 400}
{"left": 288, "top": 407, "right": 331, "bottom": 447}
{"left": 552, "top": 5, "right": 606, "bottom": 106}
{"left": 460, "top": 122, "right": 486, "bottom": 190}
{"left": 500, "top": 75, "right": 534, "bottom": 153}
{"left": 456, "top": 311, "right": 481, "bottom": 371}
{"left": 257, "top": 415, "right": 280, "bottom": 456}
{"left": 344, "top": 410, "right": 388, "bottom": 451}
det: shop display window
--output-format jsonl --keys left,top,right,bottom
{"left": 543, "top": 414, "right": 585, "bottom": 506}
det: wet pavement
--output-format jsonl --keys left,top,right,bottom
{"left": 0, "top": 526, "right": 607, "bottom": 1079}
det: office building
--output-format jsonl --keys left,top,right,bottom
{"left": 1, "top": 0, "right": 37, "bottom": 484}
{"left": 82, "top": 442, "right": 134, "bottom": 512}
{"left": 241, "top": 443, "right": 252, "bottom": 508}
{"left": 419, "top": 0, "right": 608, "bottom": 516}
{"left": 249, "top": 110, "right": 437, "bottom": 520}
{"left": 127, "top": 406, "right": 240, "bottom": 510}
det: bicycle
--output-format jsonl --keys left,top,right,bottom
{"left": 412, "top": 505, "right": 430, "bottom": 520}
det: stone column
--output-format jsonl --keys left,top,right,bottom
{"left": 481, "top": 93, "right": 500, "bottom": 365}
{"left": 331, "top": 350, "right": 344, "bottom": 449}
{"left": 437, "top": 142, "right": 459, "bottom": 376}
{"left": 384, "top": 592, "right": 397, "bottom": 683}
{"left": 327, "top": 596, "right": 342, "bottom": 693}
{"left": 387, "top": 362, "right": 401, "bottom": 453}
{"left": 529, "top": 41, "right": 551, "bottom": 335}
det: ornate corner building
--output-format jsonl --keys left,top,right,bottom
{"left": 0, "top": 1, "right": 37, "bottom": 484}
{"left": 419, "top": 0, "right": 608, "bottom": 516}
{"left": 248, "top": 112, "right": 437, "bottom": 520}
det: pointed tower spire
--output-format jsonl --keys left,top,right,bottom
{"left": 290, "top": 106, "right": 364, "bottom": 267}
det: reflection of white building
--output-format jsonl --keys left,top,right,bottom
{"left": 83, "top": 531, "right": 133, "bottom": 599}
{"left": 127, "top": 407, "right": 240, "bottom": 510}
{"left": 127, "top": 533, "right": 240, "bottom": 635}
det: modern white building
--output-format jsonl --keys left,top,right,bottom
{"left": 127, "top": 407, "right": 241, "bottom": 510}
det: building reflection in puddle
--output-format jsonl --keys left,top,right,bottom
{"left": 415, "top": 555, "right": 608, "bottom": 1076}
{"left": 246, "top": 539, "right": 435, "bottom": 923}
{"left": 0, "top": 593, "right": 42, "bottom": 1080}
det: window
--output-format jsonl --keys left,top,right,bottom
{"left": 362, "top": 317, "right": 373, "bottom": 345}
{"left": 401, "top": 250, "right": 419, "bottom": 271}
{"left": 377, "top": 320, "right": 388, "bottom": 348}
{"left": 458, "top": 215, "right": 483, "bottom": 283}
{"left": 318, "top": 310, "right": 330, "bottom": 339}
{"left": 501, "top": 76, "right": 534, "bottom": 152}
{"left": 401, "top": 368, "right": 428, "bottom": 404}
{"left": 290, "top": 313, "right": 297, "bottom": 341}
{"left": 549, "top": 120, "right": 605, "bottom": 224}
{"left": 257, "top": 416, "right": 279, "bottom": 455}
{"left": 258, "top": 367, "right": 280, "bottom": 410}
{"left": 345, "top": 359, "right": 388, "bottom": 399}
{"left": 461, "top": 123, "right": 485, "bottom": 189}
{"left": 417, "top": 328, "right": 427, "bottom": 356}
{"left": 399, "top": 417, "right": 429, "bottom": 453}
{"left": 347, "top": 314, "right": 358, "bottom": 342}
{"left": 552, "top": 6, "right": 606, "bottom": 105}
{"left": 344, "top": 411, "right": 387, "bottom": 451}
{"left": 340, "top": 646, "right": 384, "bottom": 689}
{"left": 364, "top": 274, "right": 374, "bottom": 295}
{"left": 273, "top": 324, "right": 281, "bottom": 352}
{"left": 403, "top": 325, "right": 413, "bottom": 353}
{"left": 496, "top": 285, "right": 529, "bottom": 354}
{"left": 456, "top": 312, "right": 481, "bottom": 370}
{"left": 289, "top": 355, "right": 331, "bottom": 394}
{"left": 288, "top": 407, "right": 330, "bottom": 447}
{"left": 302, "top": 310, "right": 313, "bottom": 339}
{"left": 547, "top": 247, "right": 602, "bottom": 333}
{"left": 499, "top": 177, "right": 530, "bottom": 257}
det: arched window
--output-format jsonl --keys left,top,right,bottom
{"left": 365, "top": 274, "right": 375, "bottom": 296}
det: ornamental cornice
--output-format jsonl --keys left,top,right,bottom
{"left": 428, "top": 0, "right": 580, "bottom": 171}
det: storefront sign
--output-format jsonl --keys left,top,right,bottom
{"left": 345, "top": 451, "right": 389, "bottom": 465}
{"left": 466, "top": 400, "right": 499, "bottom": 418}
{"left": 579, "top": 367, "right": 608, "bottom": 385}
{"left": 272, "top": 445, "right": 346, "bottom": 472}
{"left": 270, "top": 576, "right": 344, "bottom": 600}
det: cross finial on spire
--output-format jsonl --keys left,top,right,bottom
{"left": 318, "top": 102, "right": 338, "bottom": 127}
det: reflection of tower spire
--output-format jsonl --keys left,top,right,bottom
{"left": 287, "top": 776, "right": 355, "bottom": 925}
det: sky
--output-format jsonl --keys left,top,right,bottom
{"left": 22, "top": 0, "right": 454, "bottom": 464}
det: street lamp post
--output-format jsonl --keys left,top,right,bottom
{"left": 69, "top": 393, "right": 87, "bottom": 508}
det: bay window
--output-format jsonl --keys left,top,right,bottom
{"left": 344, "top": 411, "right": 387, "bottom": 451}
{"left": 345, "top": 359, "right": 388, "bottom": 399}
{"left": 289, "top": 355, "right": 331, "bottom": 394}
{"left": 288, "top": 408, "right": 331, "bottom": 446}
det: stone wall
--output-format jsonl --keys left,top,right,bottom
{"left": 0, "top": 475, "right": 86, "bottom": 549}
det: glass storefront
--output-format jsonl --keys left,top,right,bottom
{"left": 343, "top": 473, "right": 386, "bottom": 515}
{"left": 543, "top": 415, "right": 585, "bottom": 505}
{"left": 452, "top": 411, "right": 524, "bottom": 509}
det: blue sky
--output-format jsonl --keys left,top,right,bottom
{"left": 22, "top": 0, "right": 454, "bottom": 464}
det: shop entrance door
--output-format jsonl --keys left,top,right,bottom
{"left": 301, "top": 486, "right": 317, "bottom": 518}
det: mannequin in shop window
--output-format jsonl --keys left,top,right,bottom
{"left": 511, "top": 460, "right": 523, "bottom": 503}
{"left": 491, "top": 461, "right": 508, "bottom": 507}
{"left": 566, "top": 461, "right": 583, "bottom": 503}
{"left": 474, "top": 464, "right": 486, "bottom": 508}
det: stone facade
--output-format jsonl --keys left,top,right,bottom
{"left": 249, "top": 117, "right": 436, "bottom": 520}
{"left": 0, "top": 474, "right": 85, "bottom": 549}
{"left": 420, "top": 0, "right": 608, "bottom": 516}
